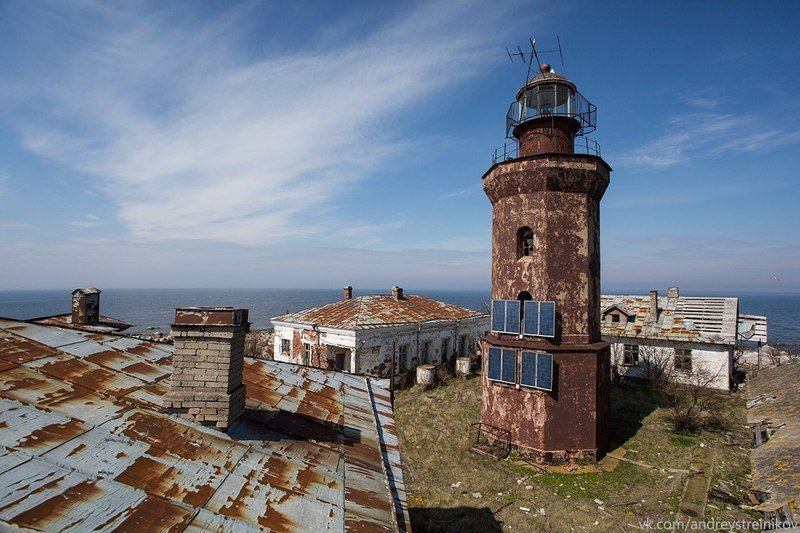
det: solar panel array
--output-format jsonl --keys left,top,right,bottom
{"left": 491, "top": 299, "right": 555, "bottom": 338}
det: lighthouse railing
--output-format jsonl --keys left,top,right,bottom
{"left": 491, "top": 138, "right": 601, "bottom": 164}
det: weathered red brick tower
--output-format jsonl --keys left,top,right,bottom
{"left": 480, "top": 63, "right": 611, "bottom": 462}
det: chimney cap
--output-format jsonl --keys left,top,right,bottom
{"left": 391, "top": 286, "right": 404, "bottom": 300}
{"left": 173, "top": 307, "right": 249, "bottom": 327}
{"left": 72, "top": 288, "right": 101, "bottom": 295}
{"left": 667, "top": 287, "right": 680, "bottom": 298}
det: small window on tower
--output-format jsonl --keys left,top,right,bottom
{"left": 517, "top": 227, "right": 534, "bottom": 258}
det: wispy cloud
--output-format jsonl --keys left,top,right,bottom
{"left": 617, "top": 112, "right": 800, "bottom": 168}
{"left": 441, "top": 184, "right": 481, "bottom": 199}
{"left": 6, "top": 2, "right": 511, "bottom": 246}
{"left": 70, "top": 214, "right": 102, "bottom": 228}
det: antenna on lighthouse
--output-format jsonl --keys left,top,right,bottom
{"left": 505, "top": 36, "right": 565, "bottom": 83}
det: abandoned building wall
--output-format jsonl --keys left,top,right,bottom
{"left": 608, "top": 339, "right": 732, "bottom": 390}
{"left": 354, "top": 316, "right": 489, "bottom": 379}
{"left": 272, "top": 324, "right": 355, "bottom": 370}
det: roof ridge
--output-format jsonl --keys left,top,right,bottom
{"left": 355, "top": 295, "right": 366, "bottom": 326}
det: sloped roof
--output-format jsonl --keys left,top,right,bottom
{"left": 272, "top": 294, "right": 487, "bottom": 330}
{"left": 600, "top": 293, "right": 739, "bottom": 345}
{"left": 31, "top": 313, "right": 134, "bottom": 333}
{"left": 0, "top": 317, "right": 409, "bottom": 532}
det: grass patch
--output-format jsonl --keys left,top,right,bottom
{"left": 395, "top": 377, "right": 754, "bottom": 532}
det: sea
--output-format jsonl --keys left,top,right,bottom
{"left": 0, "top": 288, "right": 798, "bottom": 351}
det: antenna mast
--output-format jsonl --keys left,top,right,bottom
{"left": 505, "top": 36, "right": 565, "bottom": 83}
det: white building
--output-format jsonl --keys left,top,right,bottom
{"left": 601, "top": 287, "right": 767, "bottom": 391}
{"left": 271, "top": 286, "right": 489, "bottom": 381}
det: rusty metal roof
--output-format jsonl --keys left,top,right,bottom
{"left": 272, "top": 293, "right": 486, "bottom": 330}
{"left": 600, "top": 293, "right": 741, "bottom": 345}
{"left": 31, "top": 313, "right": 134, "bottom": 333}
{"left": 0, "top": 317, "right": 409, "bottom": 532}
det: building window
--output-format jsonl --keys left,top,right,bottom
{"left": 304, "top": 343, "right": 313, "bottom": 364}
{"left": 398, "top": 344, "right": 408, "bottom": 370}
{"left": 520, "top": 351, "right": 553, "bottom": 391}
{"left": 611, "top": 314, "right": 620, "bottom": 323}
{"left": 674, "top": 349, "right": 692, "bottom": 372}
{"left": 422, "top": 341, "right": 431, "bottom": 364}
{"left": 459, "top": 335, "right": 469, "bottom": 357}
{"left": 488, "top": 347, "right": 516, "bottom": 384}
{"left": 281, "top": 338, "right": 291, "bottom": 355}
{"left": 623, "top": 344, "right": 639, "bottom": 366}
{"left": 517, "top": 227, "right": 534, "bottom": 258}
{"left": 441, "top": 338, "right": 450, "bottom": 362}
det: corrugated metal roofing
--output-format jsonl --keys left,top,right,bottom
{"left": 273, "top": 293, "right": 486, "bottom": 330}
{"left": 0, "top": 317, "right": 409, "bottom": 532}
{"left": 32, "top": 313, "right": 134, "bottom": 333}
{"left": 600, "top": 293, "right": 740, "bottom": 345}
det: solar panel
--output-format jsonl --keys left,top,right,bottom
{"left": 522, "top": 300, "right": 555, "bottom": 338}
{"left": 491, "top": 300, "right": 521, "bottom": 334}
{"left": 491, "top": 301, "right": 505, "bottom": 332}
{"left": 523, "top": 301, "right": 539, "bottom": 336}
{"left": 506, "top": 301, "right": 520, "bottom": 334}
{"left": 535, "top": 353, "right": 553, "bottom": 390}
{"left": 539, "top": 301, "right": 555, "bottom": 337}
{"left": 488, "top": 348, "right": 501, "bottom": 381}
{"left": 501, "top": 349, "right": 516, "bottom": 383}
{"left": 520, "top": 351, "right": 536, "bottom": 387}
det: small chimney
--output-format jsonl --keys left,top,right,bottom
{"left": 165, "top": 307, "right": 249, "bottom": 432}
{"left": 71, "top": 288, "right": 101, "bottom": 325}
{"left": 648, "top": 290, "right": 658, "bottom": 323}
{"left": 343, "top": 285, "right": 353, "bottom": 300}
{"left": 392, "top": 286, "right": 404, "bottom": 300}
{"left": 667, "top": 286, "right": 679, "bottom": 299}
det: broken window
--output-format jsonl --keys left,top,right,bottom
{"left": 459, "top": 334, "right": 469, "bottom": 356}
{"left": 304, "top": 343, "right": 313, "bottom": 365}
{"left": 281, "top": 339, "right": 290, "bottom": 355}
{"left": 517, "top": 227, "right": 534, "bottom": 258}
{"left": 422, "top": 341, "right": 431, "bottom": 364}
{"left": 611, "top": 314, "right": 620, "bottom": 323}
{"left": 488, "top": 347, "right": 516, "bottom": 384}
{"left": 441, "top": 337, "right": 450, "bottom": 362}
{"left": 398, "top": 344, "right": 408, "bottom": 370}
{"left": 623, "top": 344, "right": 639, "bottom": 366}
{"left": 674, "top": 349, "right": 692, "bottom": 372}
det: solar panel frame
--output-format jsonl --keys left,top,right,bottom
{"left": 500, "top": 349, "right": 516, "bottom": 384}
{"left": 487, "top": 348, "right": 501, "bottom": 381}
{"left": 490, "top": 300, "right": 522, "bottom": 334}
{"left": 520, "top": 351, "right": 537, "bottom": 387}
{"left": 522, "top": 300, "right": 556, "bottom": 338}
{"left": 535, "top": 353, "right": 553, "bottom": 391}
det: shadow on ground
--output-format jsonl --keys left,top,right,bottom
{"left": 608, "top": 382, "right": 661, "bottom": 449}
{"left": 410, "top": 506, "right": 502, "bottom": 532}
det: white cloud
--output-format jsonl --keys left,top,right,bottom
{"left": 9, "top": 1, "right": 511, "bottom": 246}
{"left": 70, "top": 214, "right": 102, "bottom": 228}
{"left": 617, "top": 112, "right": 800, "bottom": 168}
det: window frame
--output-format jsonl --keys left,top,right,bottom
{"left": 398, "top": 344, "right": 409, "bottom": 371}
{"left": 623, "top": 344, "right": 639, "bottom": 366}
{"left": 517, "top": 226, "right": 534, "bottom": 258}
{"left": 303, "top": 342, "right": 313, "bottom": 364}
{"left": 674, "top": 348, "right": 692, "bottom": 373}
{"left": 281, "top": 338, "right": 291, "bottom": 356}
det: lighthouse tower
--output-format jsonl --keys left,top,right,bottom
{"left": 480, "top": 63, "right": 611, "bottom": 462}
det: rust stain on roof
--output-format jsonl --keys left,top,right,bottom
{"left": 273, "top": 293, "right": 486, "bottom": 330}
{"left": 0, "top": 317, "right": 410, "bottom": 532}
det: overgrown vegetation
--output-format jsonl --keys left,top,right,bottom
{"left": 395, "top": 377, "right": 755, "bottom": 532}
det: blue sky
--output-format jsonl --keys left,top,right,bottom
{"left": 0, "top": 0, "right": 798, "bottom": 293}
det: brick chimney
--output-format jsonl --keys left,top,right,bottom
{"left": 165, "top": 307, "right": 248, "bottom": 432}
{"left": 647, "top": 290, "right": 658, "bottom": 323}
{"left": 667, "top": 286, "right": 679, "bottom": 299}
{"left": 343, "top": 285, "right": 353, "bottom": 300}
{"left": 392, "top": 286, "right": 404, "bottom": 300}
{"left": 71, "top": 288, "right": 100, "bottom": 325}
